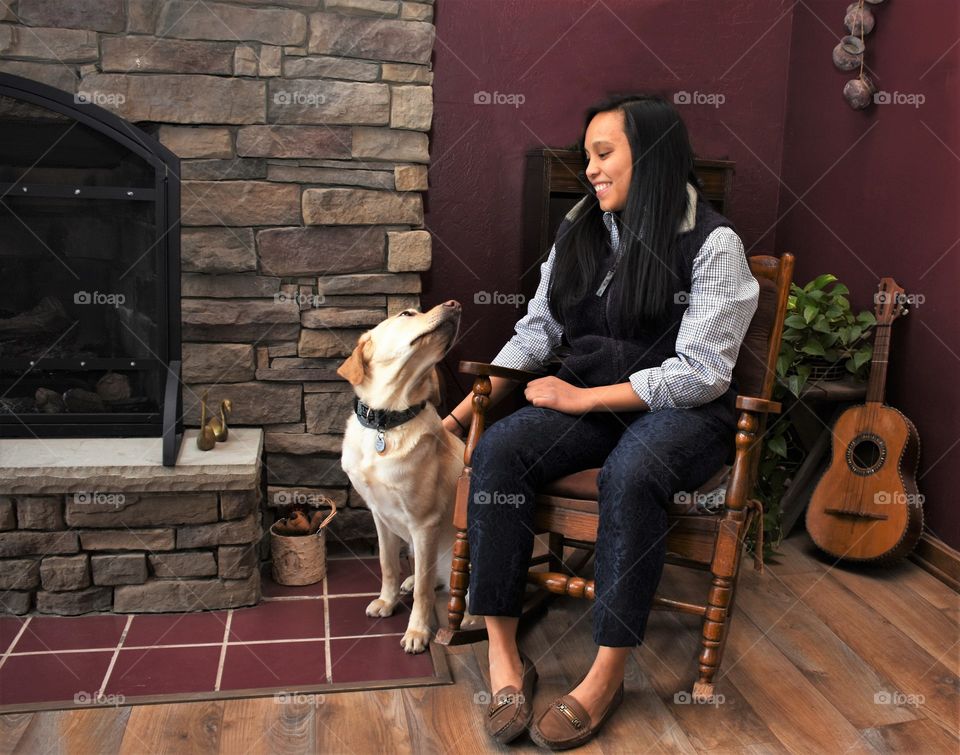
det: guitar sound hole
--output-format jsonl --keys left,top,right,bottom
{"left": 852, "top": 440, "right": 881, "bottom": 468}
{"left": 846, "top": 433, "right": 886, "bottom": 476}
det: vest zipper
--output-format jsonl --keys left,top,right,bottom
{"left": 600, "top": 249, "right": 625, "bottom": 382}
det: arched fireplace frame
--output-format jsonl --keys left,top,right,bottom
{"left": 0, "top": 73, "right": 183, "bottom": 466}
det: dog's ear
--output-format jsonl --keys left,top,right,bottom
{"left": 426, "top": 367, "right": 442, "bottom": 406}
{"left": 336, "top": 333, "right": 372, "bottom": 386}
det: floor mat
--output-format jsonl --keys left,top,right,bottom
{"left": 0, "top": 555, "right": 452, "bottom": 713}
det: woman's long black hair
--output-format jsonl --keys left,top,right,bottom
{"left": 547, "top": 94, "right": 700, "bottom": 337}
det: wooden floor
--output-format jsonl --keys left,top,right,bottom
{"left": 1, "top": 531, "right": 957, "bottom": 754}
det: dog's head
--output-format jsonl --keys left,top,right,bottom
{"left": 336, "top": 300, "right": 461, "bottom": 409}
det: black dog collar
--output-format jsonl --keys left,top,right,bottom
{"left": 353, "top": 396, "right": 427, "bottom": 431}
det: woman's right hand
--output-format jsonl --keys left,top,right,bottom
{"left": 443, "top": 413, "right": 467, "bottom": 439}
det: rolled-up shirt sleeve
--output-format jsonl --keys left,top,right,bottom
{"left": 629, "top": 227, "right": 759, "bottom": 411}
{"left": 490, "top": 243, "right": 564, "bottom": 373}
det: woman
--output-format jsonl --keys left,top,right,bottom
{"left": 441, "top": 94, "right": 759, "bottom": 750}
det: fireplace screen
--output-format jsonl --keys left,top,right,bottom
{"left": 0, "top": 73, "right": 183, "bottom": 465}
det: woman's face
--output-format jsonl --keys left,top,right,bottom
{"left": 583, "top": 109, "right": 633, "bottom": 213}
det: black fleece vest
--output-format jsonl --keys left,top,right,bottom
{"left": 552, "top": 190, "right": 739, "bottom": 414}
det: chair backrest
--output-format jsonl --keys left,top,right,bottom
{"left": 732, "top": 253, "right": 796, "bottom": 402}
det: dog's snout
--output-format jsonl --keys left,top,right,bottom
{"left": 443, "top": 299, "right": 460, "bottom": 310}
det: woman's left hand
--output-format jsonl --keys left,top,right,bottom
{"left": 524, "top": 376, "right": 592, "bottom": 414}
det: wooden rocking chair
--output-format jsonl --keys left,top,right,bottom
{"left": 437, "top": 252, "right": 795, "bottom": 699}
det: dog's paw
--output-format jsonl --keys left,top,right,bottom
{"left": 365, "top": 598, "right": 397, "bottom": 617}
{"left": 400, "top": 626, "right": 431, "bottom": 654}
{"left": 399, "top": 575, "right": 415, "bottom": 593}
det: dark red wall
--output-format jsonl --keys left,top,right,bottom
{"left": 775, "top": 0, "right": 960, "bottom": 549}
{"left": 424, "top": 0, "right": 960, "bottom": 549}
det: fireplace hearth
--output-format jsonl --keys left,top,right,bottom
{"left": 0, "top": 73, "right": 183, "bottom": 465}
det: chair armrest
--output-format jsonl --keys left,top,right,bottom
{"left": 735, "top": 395, "right": 782, "bottom": 415}
{"left": 457, "top": 362, "right": 543, "bottom": 466}
{"left": 723, "top": 396, "right": 780, "bottom": 515}
{"left": 459, "top": 360, "right": 545, "bottom": 382}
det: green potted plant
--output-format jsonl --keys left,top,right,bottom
{"left": 749, "top": 274, "right": 877, "bottom": 560}
{"left": 777, "top": 273, "right": 877, "bottom": 397}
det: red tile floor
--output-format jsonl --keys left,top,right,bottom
{"left": 0, "top": 555, "right": 448, "bottom": 712}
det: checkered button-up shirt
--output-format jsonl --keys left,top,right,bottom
{"left": 490, "top": 210, "right": 759, "bottom": 411}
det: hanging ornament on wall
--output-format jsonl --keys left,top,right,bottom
{"left": 843, "top": 75, "right": 876, "bottom": 109}
{"left": 835, "top": 0, "right": 888, "bottom": 111}
{"left": 833, "top": 35, "right": 865, "bottom": 71}
{"left": 844, "top": 3, "right": 875, "bottom": 35}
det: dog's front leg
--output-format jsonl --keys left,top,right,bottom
{"left": 401, "top": 526, "right": 439, "bottom": 653}
{"left": 366, "top": 516, "right": 403, "bottom": 618}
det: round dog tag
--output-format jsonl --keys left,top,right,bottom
{"left": 375, "top": 428, "right": 386, "bottom": 454}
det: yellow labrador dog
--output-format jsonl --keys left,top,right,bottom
{"left": 337, "top": 300, "right": 466, "bottom": 653}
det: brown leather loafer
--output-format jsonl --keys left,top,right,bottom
{"left": 485, "top": 651, "right": 538, "bottom": 744}
{"left": 529, "top": 680, "right": 624, "bottom": 750}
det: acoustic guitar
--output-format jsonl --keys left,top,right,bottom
{"left": 805, "top": 277, "right": 922, "bottom": 562}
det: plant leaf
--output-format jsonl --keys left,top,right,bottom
{"left": 785, "top": 314, "right": 808, "bottom": 329}
{"left": 767, "top": 434, "right": 788, "bottom": 458}
{"left": 812, "top": 273, "right": 837, "bottom": 290}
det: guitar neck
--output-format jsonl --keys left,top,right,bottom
{"left": 866, "top": 323, "right": 892, "bottom": 403}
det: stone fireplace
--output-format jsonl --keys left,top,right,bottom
{"left": 0, "top": 0, "right": 437, "bottom": 614}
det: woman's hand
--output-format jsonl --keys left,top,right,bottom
{"left": 524, "top": 376, "right": 593, "bottom": 414}
{"left": 442, "top": 413, "right": 467, "bottom": 438}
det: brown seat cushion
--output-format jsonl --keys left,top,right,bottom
{"left": 540, "top": 464, "right": 731, "bottom": 516}
{"left": 541, "top": 468, "right": 601, "bottom": 500}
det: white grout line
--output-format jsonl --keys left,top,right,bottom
{"left": 230, "top": 633, "right": 405, "bottom": 644}
{"left": 213, "top": 609, "right": 233, "bottom": 692}
{"left": 323, "top": 570, "right": 333, "bottom": 684}
{"left": 8, "top": 645, "right": 220, "bottom": 655}
{"left": 262, "top": 591, "right": 380, "bottom": 602}
{"left": 0, "top": 616, "right": 32, "bottom": 672}
{"left": 96, "top": 614, "right": 133, "bottom": 698}
{"left": 4, "top": 632, "right": 409, "bottom": 657}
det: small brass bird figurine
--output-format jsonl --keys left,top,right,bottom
{"left": 208, "top": 398, "right": 232, "bottom": 442}
{"left": 196, "top": 391, "right": 217, "bottom": 451}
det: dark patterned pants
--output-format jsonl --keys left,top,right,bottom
{"left": 467, "top": 400, "right": 735, "bottom": 647}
